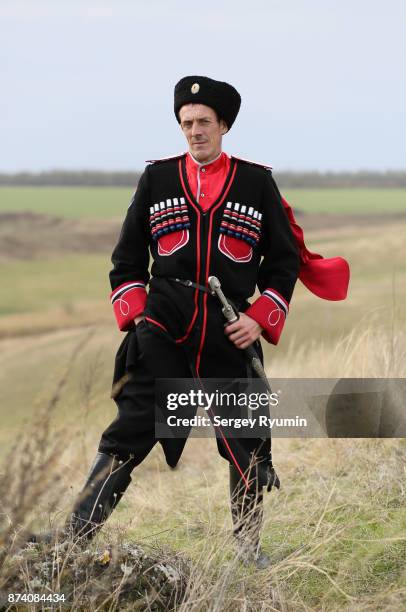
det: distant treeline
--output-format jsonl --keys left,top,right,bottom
{"left": 1, "top": 170, "right": 406, "bottom": 188}
{"left": 0, "top": 171, "right": 143, "bottom": 187}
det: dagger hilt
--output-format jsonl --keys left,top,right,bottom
{"left": 208, "top": 275, "right": 238, "bottom": 323}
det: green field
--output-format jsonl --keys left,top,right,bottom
{"left": 0, "top": 187, "right": 134, "bottom": 218}
{"left": 0, "top": 254, "right": 110, "bottom": 316}
{"left": 283, "top": 188, "right": 406, "bottom": 215}
{"left": 1, "top": 186, "right": 406, "bottom": 218}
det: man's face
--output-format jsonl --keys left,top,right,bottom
{"left": 179, "top": 103, "right": 227, "bottom": 163}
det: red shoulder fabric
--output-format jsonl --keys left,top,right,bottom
{"left": 281, "top": 196, "right": 350, "bottom": 300}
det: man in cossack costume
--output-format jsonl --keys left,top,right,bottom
{"left": 31, "top": 76, "right": 349, "bottom": 567}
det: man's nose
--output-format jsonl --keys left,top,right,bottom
{"left": 191, "top": 122, "right": 201, "bottom": 137}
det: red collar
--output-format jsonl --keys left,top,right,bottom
{"left": 186, "top": 151, "right": 228, "bottom": 173}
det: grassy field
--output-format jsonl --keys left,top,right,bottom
{"left": 283, "top": 188, "right": 406, "bottom": 215}
{"left": 0, "top": 218, "right": 405, "bottom": 340}
{"left": 1, "top": 186, "right": 406, "bottom": 218}
{"left": 0, "top": 190, "right": 405, "bottom": 610}
{"left": 0, "top": 254, "right": 111, "bottom": 317}
{"left": 1, "top": 336, "right": 405, "bottom": 610}
{"left": 0, "top": 187, "right": 135, "bottom": 219}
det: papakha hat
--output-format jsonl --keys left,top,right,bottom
{"left": 174, "top": 75, "right": 241, "bottom": 130}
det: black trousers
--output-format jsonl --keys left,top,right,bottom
{"left": 99, "top": 317, "right": 272, "bottom": 490}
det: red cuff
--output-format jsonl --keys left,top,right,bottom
{"left": 245, "top": 288, "right": 289, "bottom": 345}
{"left": 110, "top": 281, "right": 147, "bottom": 331}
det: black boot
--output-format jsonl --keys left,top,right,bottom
{"left": 27, "top": 452, "right": 135, "bottom": 546}
{"left": 229, "top": 464, "right": 271, "bottom": 569}
{"left": 65, "top": 451, "right": 136, "bottom": 541}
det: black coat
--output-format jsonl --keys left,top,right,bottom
{"left": 110, "top": 154, "right": 300, "bottom": 367}
{"left": 105, "top": 154, "right": 300, "bottom": 486}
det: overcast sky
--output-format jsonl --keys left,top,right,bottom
{"left": 1, "top": 0, "right": 405, "bottom": 172}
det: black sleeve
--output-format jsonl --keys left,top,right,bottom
{"left": 257, "top": 172, "right": 300, "bottom": 302}
{"left": 109, "top": 166, "right": 151, "bottom": 291}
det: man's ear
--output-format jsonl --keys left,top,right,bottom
{"left": 220, "top": 119, "right": 228, "bottom": 135}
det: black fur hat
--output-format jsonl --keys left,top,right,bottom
{"left": 174, "top": 75, "right": 241, "bottom": 130}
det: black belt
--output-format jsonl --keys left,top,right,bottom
{"left": 167, "top": 277, "right": 248, "bottom": 314}
{"left": 168, "top": 277, "right": 212, "bottom": 294}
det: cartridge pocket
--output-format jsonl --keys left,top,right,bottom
{"left": 149, "top": 197, "right": 191, "bottom": 256}
{"left": 218, "top": 202, "right": 262, "bottom": 263}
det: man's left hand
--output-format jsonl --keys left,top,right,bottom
{"left": 224, "top": 313, "right": 263, "bottom": 349}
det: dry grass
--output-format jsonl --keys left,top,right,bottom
{"left": 0, "top": 320, "right": 405, "bottom": 610}
{"left": 0, "top": 333, "right": 95, "bottom": 555}
{"left": 0, "top": 302, "right": 111, "bottom": 341}
{"left": 267, "top": 315, "right": 406, "bottom": 378}
{"left": 0, "top": 217, "right": 405, "bottom": 609}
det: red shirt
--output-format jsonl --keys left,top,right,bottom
{"left": 185, "top": 151, "right": 231, "bottom": 212}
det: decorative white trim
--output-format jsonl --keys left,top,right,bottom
{"left": 263, "top": 290, "right": 288, "bottom": 316}
{"left": 196, "top": 163, "right": 201, "bottom": 202}
{"left": 111, "top": 282, "right": 145, "bottom": 303}
{"left": 118, "top": 297, "right": 130, "bottom": 316}
{"left": 267, "top": 307, "right": 283, "bottom": 327}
